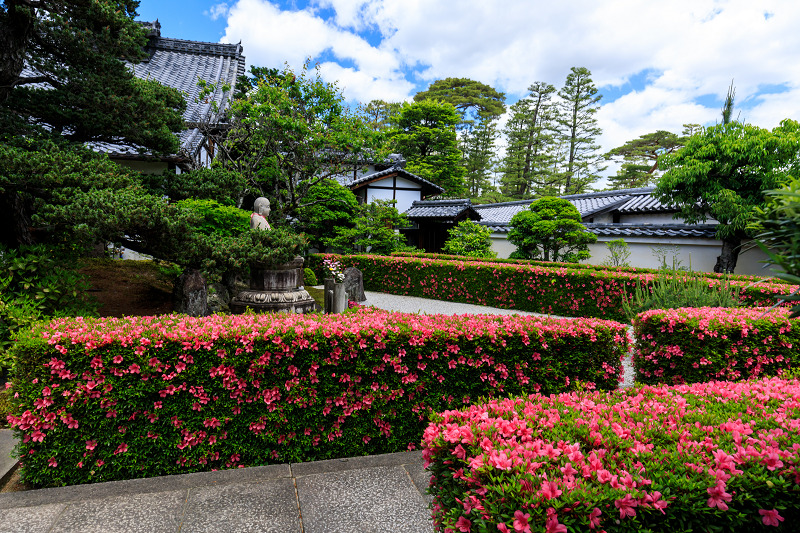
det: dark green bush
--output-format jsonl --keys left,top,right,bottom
{"left": 303, "top": 267, "right": 318, "bottom": 286}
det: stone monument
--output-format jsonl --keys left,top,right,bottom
{"left": 230, "top": 197, "right": 317, "bottom": 314}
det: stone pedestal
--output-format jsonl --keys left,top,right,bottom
{"left": 230, "top": 256, "right": 317, "bottom": 314}
{"left": 324, "top": 279, "right": 347, "bottom": 314}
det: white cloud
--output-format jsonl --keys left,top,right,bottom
{"left": 217, "top": 0, "right": 800, "bottom": 172}
{"left": 205, "top": 3, "right": 230, "bottom": 21}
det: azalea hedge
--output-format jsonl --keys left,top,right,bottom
{"left": 309, "top": 254, "right": 794, "bottom": 321}
{"left": 390, "top": 251, "right": 785, "bottom": 284}
{"left": 423, "top": 377, "right": 800, "bottom": 532}
{"left": 633, "top": 307, "right": 799, "bottom": 385}
{"left": 8, "top": 308, "right": 628, "bottom": 487}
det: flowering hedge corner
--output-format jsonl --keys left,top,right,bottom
{"left": 423, "top": 377, "right": 800, "bottom": 532}
{"left": 633, "top": 307, "right": 799, "bottom": 385}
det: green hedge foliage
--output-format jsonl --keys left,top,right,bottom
{"left": 8, "top": 308, "right": 628, "bottom": 487}
{"left": 632, "top": 307, "right": 800, "bottom": 385}
{"left": 391, "top": 251, "right": 789, "bottom": 284}
{"left": 309, "top": 254, "right": 795, "bottom": 322}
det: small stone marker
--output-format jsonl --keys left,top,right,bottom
{"left": 174, "top": 269, "right": 208, "bottom": 317}
{"left": 343, "top": 267, "right": 366, "bottom": 302}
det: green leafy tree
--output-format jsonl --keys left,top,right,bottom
{"left": 656, "top": 119, "right": 800, "bottom": 273}
{"left": 500, "top": 82, "right": 559, "bottom": 198}
{"left": 324, "top": 199, "right": 416, "bottom": 255}
{"left": 293, "top": 180, "right": 359, "bottom": 252}
{"left": 209, "top": 62, "right": 384, "bottom": 221}
{"left": 605, "top": 130, "right": 683, "bottom": 189}
{"left": 389, "top": 100, "right": 467, "bottom": 196}
{"left": 414, "top": 78, "right": 506, "bottom": 198}
{"left": 507, "top": 197, "right": 596, "bottom": 262}
{"left": 750, "top": 177, "right": 800, "bottom": 317}
{"left": 174, "top": 199, "right": 249, "bottom": 238}
{"left": 362, "top": 99, "right": 402, "bottom": 132}
{"left": 0, "top": 1, "right": 185, "bottom": 152}
{"left": 441, "top": 220, "right": 496, "bottom": 258}
{"left": 556, "top": 67, "right": 605, "bottom": 194}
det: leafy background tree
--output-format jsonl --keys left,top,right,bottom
{"left": 441, "top": 220, "right": 496, "bottom": 258}
{"left": 389, "top": 100, "right": 467, "bottom": 197}
{"left": 507, "top": 197, "right": 596, "bottom": 262}
{"left": 206, "top": 62, "right": 384, "bottom": 222}
{"left": 656, "top": 119, "right": 800, "bottom": 272}
{"left": 293, "top": 180, "right": 359, "bottom": 252}
{"left": 414, "top": 78, "right": 506, "bottom": 199}
{"left": 749, "top": 177, "right": 800, "bottom": 317}
{"left": 325, "top": 200, "right": 416, "bottom": 255}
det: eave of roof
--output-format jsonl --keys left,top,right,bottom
{"left": 347, "top": 166, "right": 445, "bottom": 195}
{"left": 405, "top": 199, "right": 481, "bottom": 220}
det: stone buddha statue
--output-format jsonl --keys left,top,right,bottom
{"left": 251, "top": 197, "right": 271, "bottom": 231}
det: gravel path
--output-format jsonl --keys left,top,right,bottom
{"left": 361, "top": 291, "right": 636, "bottom": 389}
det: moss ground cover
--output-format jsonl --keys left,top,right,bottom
{"left": 309, "top": 254, "right": 793, "bottom": 322}
{"left": 7, "top": 308, "right": 627, "bottom": 487}
{"left": 423, "top": 377, "right": 800, "bottom": 532}
{"left": 632, "top": 307, "right": 799, "bottom": 385}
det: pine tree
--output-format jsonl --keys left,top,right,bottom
{"left": 555, "top": 67, "right": 605, "bottom": 195}
{"left": 499, "top": 82, "right": 558, "bottom": 198}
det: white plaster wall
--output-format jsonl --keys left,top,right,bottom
{"left": 394, "top": 176, "right": 421, "bottom": 189}
{"left": 587, "top": 213, "right": 614, "bottom": 223}
{"left": 491, "top": 231, "right": 779, "bottom": 276}
{"left": 490, "top": 233, "right": 517, "bottom": 259}
{"left": 619, "top": 213, "right": 683, "bottom": 224}
{"left": 394, "top": 189, "right": 420, "bottom": 212}
{"left": 367, "top": 187, "right": 394, "bottom": 204}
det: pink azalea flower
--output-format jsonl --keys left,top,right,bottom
{"left": 589, "top": 507, "right": 602, "bottom": 529}
{"left": 455, "top": 515, "right": 472, "bottom": 532}
{"left": 512, "top": 510, "right": 531, "bottom": 533}
{"left": 615, "top": 494, "right": 638, "bottom": 518}
{"left": 759, "top": 509, "right": 784, "bottom": 527}
{"left": 706, "top": 480, "right": 732, "bottom": 511}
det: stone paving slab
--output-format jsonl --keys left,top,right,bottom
{"left": 182, "top": 478, "right": 301, "bottom": 533}
{"left": 49, "top": 490, "right": 185, "bottom": 533}
{"left": 0, "top": 502, "right": 66, "bottom": 533}
{"left": 0, "top": 463, "right": 291, "bottom": 510}
{"left": 297, "top": 465, "right": 433, "bottom": 533}
{"left": 0, "top": 431, "right": 17, "bottom": 488}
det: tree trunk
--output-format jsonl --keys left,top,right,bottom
{"left": 713, "top": 237, "right": 742, "bottom": 273}
{"left": 0, "top": 3, "right": 35, "bottom": 103}
{"left": 0, "top": 191, "right": 34, "bottom": 247}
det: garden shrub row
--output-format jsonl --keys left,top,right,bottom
{"left": 423, "top": 377, "right": 800, "bottom": 532}
{"left": 391, "top": 251, "right": 786, "bottom": 284}
{"left": 309, "top": 254, "right": 794, "bottom": 321}
{"left": 8, "top": 308, "right": 628, "bottom": 487}
{"left": 633, "top": 307, "right": 799, "bottom": 385}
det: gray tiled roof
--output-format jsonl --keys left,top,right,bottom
{"left": 22, "top": 23, "right": 246, "bottom": 162}
{"left": 584, "top": 223, "right": 718, "bottom": 238}
{"left": 343, "top": 166, "right": 445, "bottom": 195}
{"left": 473, "top": 187, "right": 677, "bottom": 226}
{"left": 405, "top": 199, "right": 481, "bottom": 220}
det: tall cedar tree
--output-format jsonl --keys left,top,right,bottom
{"left": 0, "top": 0, "right": 186, "bottom": 247}
{"left": 390, "top": 100, "right": 467, "bottom": 197}
{"left": 656, "top": 119, "right": 800, "bottom": 273}
{"left": 500, "top": 82, "right": 559, "bottom": 198}
{"left": 414, "top": 78, "right": 506, "bottom": 198}
{"left": 556, "top": 67, "right": 604, "bottom": 194}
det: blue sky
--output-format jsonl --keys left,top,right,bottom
{"left": 136, "top": 0, "right": 800, "bottom": 169}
